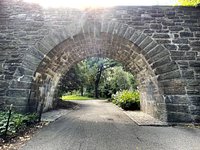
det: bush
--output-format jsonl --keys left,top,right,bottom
{"left": 0, "top": 111, "right": 38, "bottom": 137}
{"left": 112, "top": 90, "right": 140, "bottom": 110}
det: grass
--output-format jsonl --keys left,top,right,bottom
{"left": 61, "top": 95, "right": 93, "bottom": 100}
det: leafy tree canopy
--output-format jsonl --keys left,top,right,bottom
{"left": 58, "top": 57, "right": 137, "bottom": 98}
{"left": 178, "top": 0, "right": 200, "bottom": 6}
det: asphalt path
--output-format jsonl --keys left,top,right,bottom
{"left": 21, "top": 100, "right": 200, "bottom": 150}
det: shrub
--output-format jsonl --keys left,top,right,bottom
{"left": 0, "top": 111, "right": 38, "bottom": 137}
{"left": 112, "top": 90, "right": 140, "bottom": 110}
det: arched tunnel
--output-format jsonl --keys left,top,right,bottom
{"left": 29, "top": 27, "right": 171, "bottom": 122}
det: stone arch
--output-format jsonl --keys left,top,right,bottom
{"left": 0, "top": 1, "right": 199, "bottom": 124}
{"left": 24, "top": 20, "right": 180, "bottom": 122}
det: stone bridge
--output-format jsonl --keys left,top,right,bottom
{"left": 0, "top": 0, "right": 200, "bottom": 123}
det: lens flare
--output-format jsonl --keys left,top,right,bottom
{"left": 23, "top": 0, "right": 178, "bottom": 9}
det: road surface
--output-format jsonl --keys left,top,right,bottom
{"left": 21, "top": 100, "right": 200, "bottom": 150}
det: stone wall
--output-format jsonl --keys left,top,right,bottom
{"left": 0, "top": 0, "right": 200, "bottom": 123}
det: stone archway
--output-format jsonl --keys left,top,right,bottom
{"left": 27, "top": 21, "right": 178, "bottom": 122}
{"left": 0, "top": 0, "right": 199, "bottom": 124}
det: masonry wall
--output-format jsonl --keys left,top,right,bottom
{"left": 0, "top": 0, "right": 200, "bottom": 123}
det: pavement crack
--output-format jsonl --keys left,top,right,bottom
{"left": 136, "top": 136, "right": 142, "bottom": 142}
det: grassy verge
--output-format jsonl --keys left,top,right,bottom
{"left": 61, "top": 95, "right": 93, "bottom": 100}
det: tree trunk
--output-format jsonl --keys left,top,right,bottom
{"left": 80, "top": 86, "right": 84, "bottom": 96}
{"left": 95, "top": 82, "right": 98, "bottom": 98}
{"left": 94, "top": 64, "right": 103, "bottom": 99}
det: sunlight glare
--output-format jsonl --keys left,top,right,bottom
{"left": 23, "top": 0, "right": 178, "bottom": 9}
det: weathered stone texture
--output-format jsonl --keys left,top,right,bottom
{"left": 0, "top": 0, "right": 200, "bottom": 123}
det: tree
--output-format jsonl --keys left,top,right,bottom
{"left": 99, "top": 66, "right": 137, "bottom": 98}
{"left": 178, "top": 0, "right": 200, "bottom": 6}
{"left": 84, "top": 57, "right": 119, "bottom": 98}
{"left": 58, "top": 65, "right": 83, "bottom": 96}
{"left": 58, "top": 57, "right": 137, "bottom": 99}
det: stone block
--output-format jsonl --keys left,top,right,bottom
{"left": 40, "top": 38, "right": 54, "bottom": 52}
{"left": 151, "top": 55, "right": 171, "bottom": 69}
{"left": 155, "top": 61, "right": 179, "bottom": 75}
{"left": 169, "top": 26, "right": 183, "bottom": 31}
{"left": 172, "top": 38, "right": 189, "bottom": 44}
{"left": 14, "top": 67, "right": 34, "bottom": 76}
{"left": 5, "top": 58, "right": 22, "bottom": 63}
{"left": 162, "top": 21, "right": 175, "bottom": 26}
{"left": 28, "top": 47, "right": 45, "bottom": 60}
{"left": 5, "top": 75, "right": 13, "bottom": 80}
{"left": 156, "top": 39, "right": 171, "bottom": 44}
{"left": 163, "top": 86, "right": 186, "bottom": 95}
{"left": 143, "top": 30, "right": 154, "bottom": 34}
{"left": 130, "top": 21, "right": 144, "bottom": 26}
{"left": 195, "top": 33, "right": 200, "bottom": 37}
{"left": 153, "top": 33, "right": 170, "bottom": 38}
{"left": 112, "top": 22, "right": 121, "bottom": 34}
{"left": 180, "top": 32, "right": 193, "bottom": 37}
{"left": 123, "top": 27, "right": 135, "bottom": 40}
{"left": 167, "top": 112, "right": 192, "bottom": 123}
{"left": 134, "top": 34, "right": 147, "bottom": 46}
{"left": 187, "top": 80, "right": 200, "bottom": 86}
{"left": 166, "top": 104, "right": 189, "bottom": 113}
{"left": 185, "top": 19, "right": 198, "bottom": 23}
{"left": 0, "top": 88, "right": 6, "bottom": 96}
{"left": 190, "top": 105, "right": 200, "bottom": 111}
{"left": 164, "top": 44, "right": 177, "bottom": 50}
{"left": 178, "top": 45, "right": 190, "bottom": 51}
{"left": 191, "top": 41, "right": 200, "bottom": 47}
{"left": 190, "top": 27, "right": 200, "bottom": 32}
{"left": 171, "top": 56, "right": 195, "bottom": 61}
{"left": 165, "top": 11, "right": 176, "bottom": 16}
{"left": 142, "top": 41, "right": 157, "bottom": 55}
{"left": 181, "top": 70, "right": 194, "bottom": 79}
{"left": 164, "top": 95, "right": 188, "bottom": 104}
{"left": 151, "top": 13, "right": 164, "bottom": 17}
{"left": 193, "top": 115, "right": 200, "bottom": 123}
{"left": 4, "top": 105, "right": 30, "bottom": 113}
{"left": 149, "top": 50, "right": 169, "bottom": 65}
{"left": 150, "top": 24, "right": 162, "bottom": 29}
{"left": 130, "top": 31, "right": 142, "bottom": 43}
{"left": 189, "top": 61, "right": 200, "bottom": 67}
{"left": 118, "top": 24, "right": 128, "bottom": 37}
{"left": 160, "top": 79, "right": 186, "bottom": 87}
{"left": 0, "top": 81, "right": 9, "bottom": 89}
{"left": 35, "top": 42, "right": 49, "bottom": 54}
{"left": 186, "top": 85, "right": 200, "bottom": 95}
{"left": 138, "top": 36, "right": 153, "bottom": 49}
{"left": 170, "top": 51, "right": 184, "bottom": 56}
{"left": 188, "top": 96, "right": 200, "bottom": 105}
{"left": 10, "top": 80, "right": 31, "bottom": 89}
{"left": 5, "top": 97, "right": 28, "bottom": 106}
{"left": 158, "top": 70, "right": 181, "bottom": 80}
{"left": 6, "top": 89, "right": 30, "bottom": 98}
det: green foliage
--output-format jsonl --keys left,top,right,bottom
{"left": 99, "top": 66, "right": 137, "bottom": 98}
{"left": 58, "top": 66, "right": 83, "bottom": 96}
{"left": 62, "top": 95, "right": 93, "bottom": 100}
{"left": 12, "top": 113, "right": 26, "bottom": 132}
{"left": 112, "top": 90, "right": 140, "bottom": 110}
{"left": 58, "top": 57, "right": 137, "bottom": 99}
{"left": 178, "top": 0, "right": 200, "bottom": 6}
{"left": 24, "top": 113, "right": 38, "bottom": 125}
{"left": 0, "top": 111, "right": 38, "bottom": 137}
{"left": 0, "top": 111, "right": 14, "bottom": 136}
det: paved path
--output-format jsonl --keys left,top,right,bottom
{"left": 21, "top": 100, "right": 200, "bottom": 150}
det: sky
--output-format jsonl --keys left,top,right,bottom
{"left": 23, "top": 0, "right": 178, "bottom": 8}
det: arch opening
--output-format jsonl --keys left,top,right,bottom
{"left": 57, "top": 56, "right": 138, "bottom": 101}
{"left": 29, "top": 32, "right": 168, "bottom": 122}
